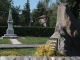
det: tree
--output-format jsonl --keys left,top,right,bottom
{"left": 31, "top": 9, "right": 39, "bottom": 26}
{"left": 41, "top": 0, "right": 57, "bottom": 27}
{"left": 0, "top": 0, "right": 13, "bottom": 26}
{"left": 12, "top": 6, "right": 20, "bottom": 26}
{"left": 25, "top": 0, "right": 30, "bottom": 26}
{"left": 49, "top": 3, "right": 57, "bottom": 27}
{"left": 0, "top": 0, "right": 20, "bottom": 26}
{"left": 31, "top": 1, "right": 46, "bottom": 26}
{"left": 20, "top": 10, "right": 26, "bottom": 26}
{"left": 37, "top": 1, "right": 46, "bottom": 16}
{"left": 31, "top": 0, "right": 57, "bottom": 27}
{"left": 43, "top": 0, "right": 50, "bottom": 26}
{"left": 21, "top": 0, "right": 30, "bottom": 26}
{"left": 43, "top": 0, "right": 50, "bottom": 8}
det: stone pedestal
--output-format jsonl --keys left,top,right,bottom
{"left": 2, "top": 10, "right": 18, "bottom": 39}
{"left": 2, "top": 34, "right": 18, "bottom": 39}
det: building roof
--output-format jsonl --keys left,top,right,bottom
{"left": 40, "top": 15, "right": 46, "bottom": 19}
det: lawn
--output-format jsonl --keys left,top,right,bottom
{"left": 0, "top": 36, "right": 49, "bottom": 56}
{"left": 18, "top": 36, "right": 49, "bottom": 44}
{"left": 0, "top": 38, "right": 11, "bottom": 44}
{"left": 0, "top": 48, "right": 36, "bottom": 56}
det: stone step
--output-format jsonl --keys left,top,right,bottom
{"left": 47, "top": 40, "right": 58, "bottom": 49}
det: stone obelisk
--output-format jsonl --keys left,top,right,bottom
{"left": 2, "top": 10, "right": 18, "bottom": 39}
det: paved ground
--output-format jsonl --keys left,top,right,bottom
{"left": 9, "top": 39, "right": 22, "bottom": 44}
{"left": 0, "top": 44, "right": 40, "bottom": 48}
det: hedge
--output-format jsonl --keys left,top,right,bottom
{"left": 0, "top": 26, "right": 55, "bottom": 37}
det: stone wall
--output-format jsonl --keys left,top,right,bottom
{"left": 0, "top": 56, "right": 80, "bottom": 60}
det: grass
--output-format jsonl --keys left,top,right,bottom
{"left": 0, "top": 38, "right": 11, "bottom": 44}
{"left": 0, "top": 36, "right": 49, "bottom": 56}
{"left": 0, "top": 48, "right": 36, "bottom": 56}
{"left": 18, "top": 36, "right": 49, "bottom": 44}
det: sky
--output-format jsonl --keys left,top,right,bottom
{"left": 13, "top": 0, "right": 56, "bottom": 12}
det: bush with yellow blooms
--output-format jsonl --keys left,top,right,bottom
{"left": 34, "top": 43, "right": 55, "bottom": 56}
{"left": 0, "top": 51, "right": 22, "bottom": 56}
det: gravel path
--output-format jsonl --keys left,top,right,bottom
{"left": 9, "top": 39, "right": 22, "bottom": 44}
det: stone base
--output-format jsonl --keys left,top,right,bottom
{"left": 2, "top": 34, "right": 19, "bottom": 39}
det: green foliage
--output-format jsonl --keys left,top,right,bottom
{"left": 0, "top": 0, "right": 20, "bottom": 26}
{"left": 0, "top": 26, "right": 54, "bottom": 37}
{"left": 34, "top": 44, "right": 54, "bottom": 56}
{"left": 43, "top": 0, "right": 50, "bottom": 8}
{"left": 20, "top": 0, "right": 30, "bottom": 26}
{"left": 0, "top": 51, "right": 22, "bottom": 56}
{"left": 0, "top": 26, "right": 7, "bottom": 36}
{"left": 0, "top": 0, "right": 12, "bottom": 11}
{"left": 31, "top": 0, "right": 57, "bottom": 27}
{"left": 12, "top": 6, "right": 20, "bottom": 26}
{"left": 20, "top": 11, "right": 26, "bottom": 26}
{"left": 34, "top": 41, "right": 66, "bottom": 56}
{"left": 45, "top": 2, "right": 57, "bottom": 27}
{"left": 0, "top": 0, "right": 12, "bottom": 26}
{"left": 31, "top": 1, "right": 46, "bottom": 26}
{"left": 37, "top": 1, "right": 46, "bottom": 16}
{"left": 14, "top": 27, "right": 54, "bottom": 37}
{"left": 49, "top": 10, "right": 57, "bottom": 27}
{"left": 31, "top": 9, "right": 39, "bottom": 26}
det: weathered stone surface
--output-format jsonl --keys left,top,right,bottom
{"left": 58, "top": 57, "right": 65, "bottom": 60}
{"left": 24, "top": 56, "right": 30, "bottom": 60}
{"left": 48, "top": 3, "right": 80, "bottom": 56}
{"left": 8, "top": 56, "right": 24, "bottom": 60}
{"left": 51, "top": 57, "right": 56, "bottom": 60}
{"left": 77, "top": 57, "right": 80, "bottom": 60}
{"left": 71, "top": 57, "right": 79, "bottom": 60}
{"left": 32, "top": 57, "right": 40, "bottom": 60}
{"left": 43, "top": 57, "right": 48, "bottom": 60}
{"left": 0, "top": 56, "right": 80, "bottom": 60}
{"left": 8, "top": 56, "right": 16, "bottom": 60}
{"left": 65, "top": 57, "right": 71, "bottom": 60}
{"left": 0, "top": 56, "right": 9, "bottom": 60}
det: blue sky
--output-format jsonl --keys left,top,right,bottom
{"left": 13, "top": 0, "right": 56, "bottom": 12}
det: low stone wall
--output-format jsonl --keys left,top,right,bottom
{"left": 0, "top": 56, "right": 80, "bottom": 60}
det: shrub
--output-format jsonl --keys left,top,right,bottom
{"left": 34, "top": 43, "right": 55, "bottom": 56}
{"left": 0, "top": 26, "right": 54, "bottom": 37}
{"left": 0, "top": 51, "right": 22, "bottom": 56}
{"left": 47, "top": 41, "right": 66, "bottom": 56}
{"left": 34, "top": 41, "right": 66, "bottom": 56}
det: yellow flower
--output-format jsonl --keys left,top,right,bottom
{"left": 34, "top": 43, "right": 54, "bottom": 56}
